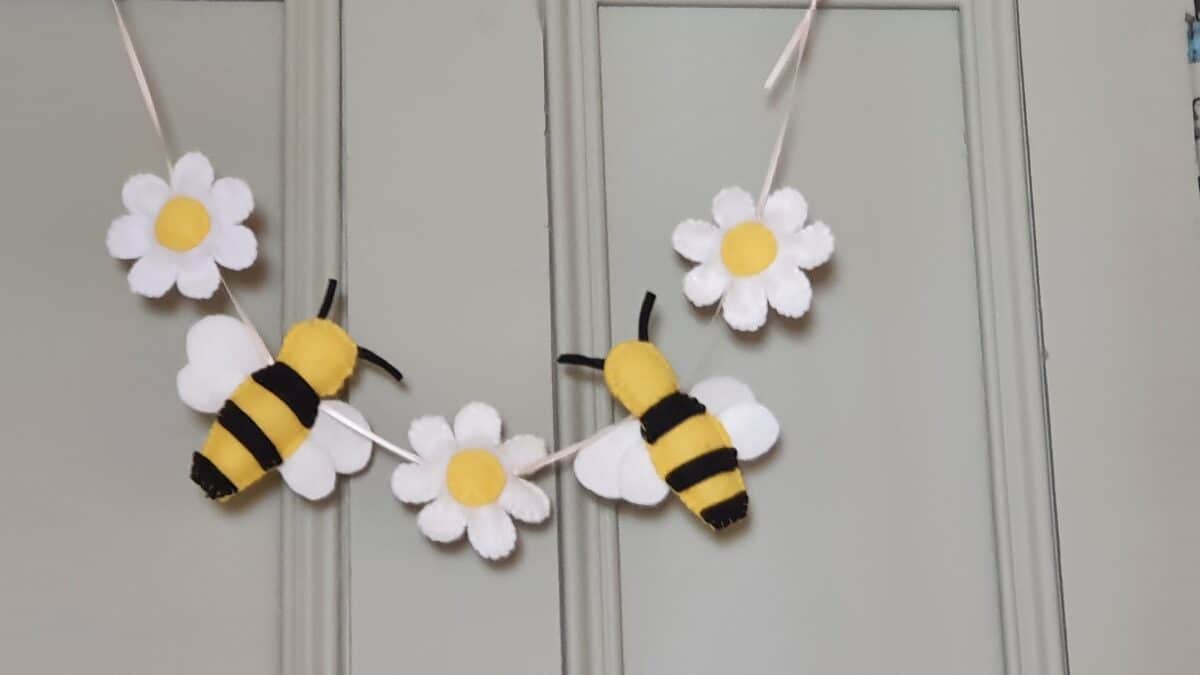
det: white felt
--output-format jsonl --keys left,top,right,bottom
{"left": 122, "top": 173, "right": 169, "bottom": 218}
{"left": 171, "top": 152, "right": 214, "bottom": 198}
{"left": 210, "top": 176, "right": 254, "bottom": 225}
{"left": 499, "top": 477, "right": 551, "bottom": 523}
{"left": 312, "top": 401, "right": 373, "bottom": 474}
{"left": 711, "top": 186, "right": 755, "bottom": 229}
{"left": 722, "top": 277, "right": 769, "bottom": 332}
{"left": 417, "top": 497, "right": 467, "bottom": 543}
{"left": 279, "top": 439, "right": 337, "bottom": 501}
{"left": 672, "top": 218, "right": 720, "bottom": 263}
{"left": 719, "top": 401, "right": 780, "bottom": 462}
{"left": 764, "top": 265, "right": 813, "bottom": 318}
{"left": 408, "top": 415, "right": 456, "bottom": 461}
{"left": 619, "top": 443, "right": 670, "bottom": 506}
{"left": 127, "top": 248, "right": 177, "bottom": 298}
{"left": 211, "top": 224, "right": 258, "bottom": 271}
{"left": 572, "top": 418, "right": 640, "bottom": 500}
{"left": 786, "top": 221, "right": 835, "bottom": 270}
{"left": 498, "top": 434, "right": 546, "bottom": 473}
{"left": 467, "top": 504, "right": 517, "bottom": 560}
{"left": 106, "top": 214, "right": 152, "bottom": 260}
{"left": 690, "top": 376, "right": 755, "bottom": 415}
{"left": 391, "top": 461, "right": 442, "bottom": 505}
{"left": 763, "top": 187, "right": 808, "bottom": 234}
{"left": 176, "top": 255, "right": 220, "bottom": 299}
{"left": 453, "top": 402, "right": 502, "bottom": 449}
{"left": 177, "top": 315, "right": 268, "bottom": 413}
{"left": 683, "top": 261, "right": 730, "bottom": 308}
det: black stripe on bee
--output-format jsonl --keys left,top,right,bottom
{"left": 190, "top": 452, "right": 238, "bottom": 500}
{"left": 700, "top": 491, "right": 749, "bottom": 530}
{"left": 640, "top": 391, "right": 706, "bottom": 444}
{"left": 217, "top": 402, "right": 283, "bottom": 471}
{"left": 664, "top": 447, "right": 739, "bottom": 492}
{"left": 251, "top": 362, "right": 320, "bottom": 429}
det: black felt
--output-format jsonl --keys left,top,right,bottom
{"left": 251, "top": 362, "right": 320, "bottom": 428}
{"left": 665, "top": 447, "right": 739, "bottom": 492}
{"left": 317, "top": 279, "right": 338, "bottom": 319}
{"left": 358, "top": 346, "right": 404, "bottom": 383}
{"left": 700, "top": 491, "right": 749, "bottom": 530}
{"left": 556, "top": 353, "right": 606, "bottom": 370}
{"left": 640, "top": 391, "right": 706, "bottom": 444}
{"left": 638, "top": 291, "right": 656, "bottom": 341}
{"left": 217, "top": 401, "right": 283, "bottom": 471}
{"left": 191, "top": 452, "right": 238, "bottom": 500}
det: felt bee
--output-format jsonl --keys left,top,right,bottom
{"left": 557, "top": 292, "right": 779, "bottom": 530}
{"left": 178, "top": 279, "right": 404, "bottom": 501}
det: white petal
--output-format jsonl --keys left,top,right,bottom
{"left": 176, "top": 255, "right": 221, "bottom": 299}
{"left": 278, "top": 441, "right": 337, "bottom": 501}
{"left": 722, "top": 278, "right": 769, "bottom": 332}
{"left": 392, "top": 462, "right": 443, "bottom": 504}
{"left": 171, "top": 152, "right": 215, "bottom": 197}
{"left": 127, "top": 248, "right": 178, "bottom": 298}
{"left": 763, "top": 187, "right": 809, "bottom": 234}
{"left": 210, "top": 177, "right": 254, "bottom": 224}
{"left": 106, "top": 214, "right": 153, "bottom": 260}
{"left": 711, "top": 187, "right": 756, "bottom": 229}
{"left": 211, "top": 224, "right": 258, "bottom": 271}
{"left": 672, "top": 219, "right": 720, "bottom": 263}
{"left": 466, "top": 504, "right": 518, "bottom": 560}
{"left": 453, "top": 402, "right": 502, "bottom": 449}
{"left": 408, "top": 416, "right": 456, "bottom": 461}
{"left": 417, "top": 497, "right": 467, "bottom": 543}
{"left": 683, "top": 262, "right": 730, "bottom": 307}
{"left": 499, "top": 478, "right": 550, "bottom": 523}
{"left": 619, "top": 447, "right": 670, "bottom": 506}
{"left": 121, "top": 173, "right": 169, "bottom": 218}
{"left": 783, "top": 221, "right": 834, "bottom": 270}
{"left": 719, "top": 401, "right": 780, "bottom": 462}
{"left": 498, "top": 434, "right": 546, "bottom": 473}
{"left": 764, "top": 265, "right": 813, "bottom": 318}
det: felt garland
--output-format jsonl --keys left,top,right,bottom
{"left": 103, "top": 0, "right": 828, "bottom": 561}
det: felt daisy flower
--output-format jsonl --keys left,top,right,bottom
{"left": 391, "top": 402, "right": 551, "bottom": 560}
{"left": 673, "top": 186, "right": 834, "bottom": 331}
{"left": 106, "top": 152, "right": 257, "bottom": 299}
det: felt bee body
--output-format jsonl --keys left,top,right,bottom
{"left": 178, "top": 280, "right": 404, "bottom": 501}
{"left": 558, "top": 292, "right": 779, "bottom": 530}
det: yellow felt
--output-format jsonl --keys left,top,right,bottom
{"left": 721, "top": 220, "right": 778, "bottom": 277}
{"left": 154, "top": 196, "right": 211, "bottom": 252}
{"left": 200, "top": 423, "right": 264, "bottom": 491}
{"left": 603, "top": 340, "right": 679, "bottom": 417}
{"left": 277, "top": 319, "right": 357, "bottom": 397}
{"left": 647, "top": 413, "right": 732, "bottom": 476}
{"left": 229, "top": 378, "right": 308, "bottom": 460}
{"left": 678, "top": 469, "right": 747, "bottom": 516}
{"left": 445, "top": 449, "right": 507, "bottom": 507}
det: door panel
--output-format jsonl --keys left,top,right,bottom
{"left": 595, "top": 7, "right": 1004, "bottom": 674}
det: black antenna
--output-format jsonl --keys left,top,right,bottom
{"left": 638, "top": 291, "right": 656, "bottom": 341}
{"left": 317, "top": 279, "right": 338, "bottom": 319}
{"left": 556, "top": 353, "right": 606, "bottom": 371}
{"left": 358, "top": 346, "right": 404, "bottom": 382}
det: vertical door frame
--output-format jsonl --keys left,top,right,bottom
{"left": 543, "top": 1, "right": 1069, "bottom": 674}
{"left": 282, "top": 1, "right": 346, "bottom": 674}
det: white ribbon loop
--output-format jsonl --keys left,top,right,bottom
{"left": 763, "top": 0, "right": 821, "bottom": 92}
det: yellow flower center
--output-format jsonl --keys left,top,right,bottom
{"left": 720, "top": 221, "right": 778, "bottom": 277}
{"left": 154, "top": 196, "right": 211, "bottom": 252}
{"left": 445, "top": 449, "right": 507, "bottom": 507}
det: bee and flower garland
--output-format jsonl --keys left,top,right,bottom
{"left": 103, "top": 0, "right": 828, "bottom": 560}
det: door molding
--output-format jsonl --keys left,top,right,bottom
{"left": 281, "top": 1, "right": 345, "bottom": 675}
{"left": 543, "top": 1, "right": 1068, "bottom": 674}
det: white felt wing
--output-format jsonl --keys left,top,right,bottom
{"left": 309, "top": 401, "right": 374, "bottom": 474}
{"left": 177, "top": 315, "right": 270, "bottom": 414}
{"left": 278, "top": 438, "right": 337, "bottom": 501}
{"left": 573, "top": 417, "right": 669, "bottom": 506}
{"left": 692, "top": 376, "right": 780, "bottom": 462}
